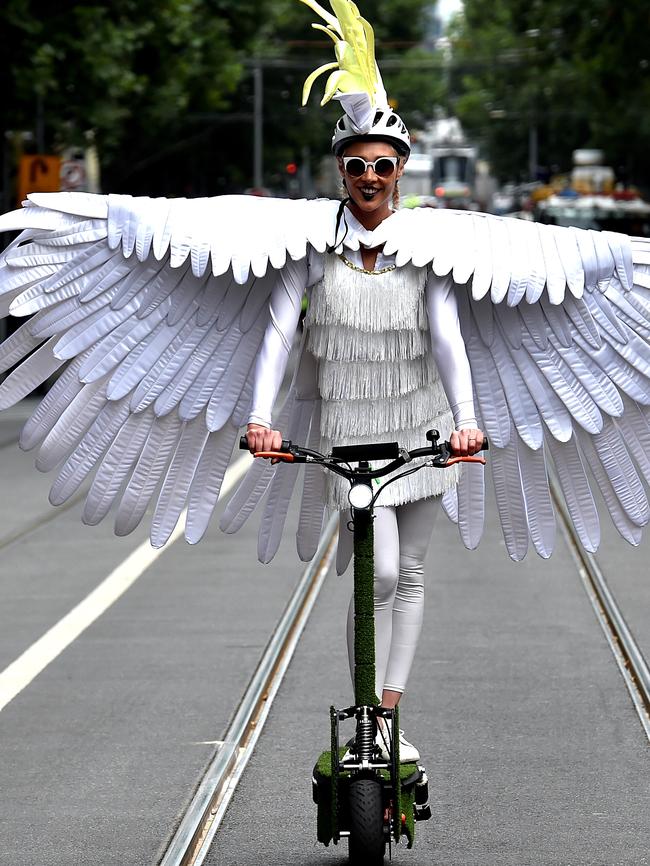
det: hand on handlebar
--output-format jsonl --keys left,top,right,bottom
{"left": 246, "top": 423, "right": 284, "bottom": 463}
{"left": 450, "top": 427, "right": 485, "bottom": 457}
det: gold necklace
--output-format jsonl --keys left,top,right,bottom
{"left": 338, "top": 253, "right": 397, "bottom": 276}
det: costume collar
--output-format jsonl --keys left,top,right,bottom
{"left": 340, "top": 206, "right": 403, "bottom": 251}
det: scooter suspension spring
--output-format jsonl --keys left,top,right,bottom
{"left": 356, "top": 707, "right": 374, "bottom": 761}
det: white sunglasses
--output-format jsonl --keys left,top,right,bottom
{"left": 341, "top": 156, "right": 400, "bottom": 178}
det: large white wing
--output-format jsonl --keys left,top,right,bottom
{"left": 219, "top": 335, "right": 324, "bottom": 564}
{"left": 4, "top": 195, "right": 648, "bottom": 562}
{"left": 372, "top": 207, "right": 632, "bottom": 303}
{"left": 390, "top": 208, "right": 648, "bottom": 561}
{"left": 0, "top": 192, "right": 340, "bottom": 550}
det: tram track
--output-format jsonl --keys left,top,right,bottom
{"left": 0, "top": 401, "right": 37, "bottom": 450}
{"left": 551, "top": 477, "right": 650, "bottom": 743}
{"left": 0, "top": 489, "right": 87, "bottom": 552}
{"left": 4, "top": 403, "right": 647, "bottom": 862}
{"left": 0, "top": 450, "right": 89, "bottom": 555}
{"left": 157, "top": 513, "right": 338, "bottom": 866}
{"left": 157, "top": 479, "right": 650, "bottom": 866}
{"left": 0, "top": 403, "right": 73, "bottom": 549}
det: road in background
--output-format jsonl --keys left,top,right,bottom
{"left": 0, "top": 406, "right": 308, "bottom": 866}
{"left": 207, "top": 483, "right": 650, "bottom": 866}
{"left": 1, "top": 403, "right": 649, "bottom": 866}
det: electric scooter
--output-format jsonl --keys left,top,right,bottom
{"left": 243, "top": 429, "right": 488, "bottom": 864}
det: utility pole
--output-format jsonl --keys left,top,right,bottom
{"left": 526, "top": 30, "right": 540, "bottom": 182}
{"left": 528, "top": 116, "right": 538, "bottom": 182}
{"left": 300, "top": 144, "right": 313, "bottom": 197}
{"left": 253, "top": 60, "right": 264, "bottom": 189}
{"left": 36, "top": 93, "right": 45, "bottom": 154}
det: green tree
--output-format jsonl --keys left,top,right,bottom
{"left": 1, "top": 0, "right": 445, "bottom": 196}
{"left": 449, "top": 0, "right": 650, "bottom": 189}
{"left": 251, "top": 0, "right": 446, "bottom": 194}
{"left": 1, "top": 0, "right": 281, "bottom": 192}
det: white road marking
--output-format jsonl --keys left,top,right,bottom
{"left": 0, "top": 454, "right": 251, "bottom": 713}
{"left": 159, "top": 518, "right": 338, "bottom": 866}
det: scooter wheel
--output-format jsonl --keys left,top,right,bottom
{"left": 348, "top": 775, "right": 385, "bottom": 865}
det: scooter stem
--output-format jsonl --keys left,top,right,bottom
{"left": 353, "top": 506, "right": 379, "bottom": 707}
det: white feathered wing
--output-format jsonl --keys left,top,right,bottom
{"left": 222, "top": 206, "right": 650, "bottom": 563}
{"left": 2, "top": 195, "right": 650, "bottom": 564}
{"left": 387, "top": 208, "right": 650, "bottom": 561}
{"left": 0, "top": 192, "right": 338, "bottom": 552}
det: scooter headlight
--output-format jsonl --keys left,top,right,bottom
{"left": 348, "top": 483, "right": 373, "bottom": 510}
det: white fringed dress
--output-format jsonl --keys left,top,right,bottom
{"left": 247, "top": 207, "right": 478, "bottom": 513}
{"left": 305, "top": 253, "right": 459, "bottom": 508}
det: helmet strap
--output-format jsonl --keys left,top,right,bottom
{"left": 327, "top": 197, "right": 351, "bottom": 254}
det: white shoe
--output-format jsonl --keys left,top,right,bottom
{"left": 376, "top": 719, "right": 420, "bottom": 763}
{"left": 340, "top": 735, "right": 356, "bottom": 764}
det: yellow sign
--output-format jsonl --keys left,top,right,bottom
{"left": 17, "top": 155, "right": 61, "bottom": 205}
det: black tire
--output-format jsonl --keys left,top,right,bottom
{"left": 348, "top": 776, "right": 385, "bottom": 865}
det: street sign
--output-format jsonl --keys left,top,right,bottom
{"left": 17, "top": 155, "right": 61, "bottom": 204}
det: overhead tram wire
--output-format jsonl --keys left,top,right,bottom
{"left": 242, "top": 51, "right": 536, "bottom": 73}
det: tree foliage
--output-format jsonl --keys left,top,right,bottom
{"left": 3, "top": 2, "right": 262, "bottom": 155}
{"left": 450, "top": 0, "right": 650, "bottom": 188}
{"left": 253, "top": 1, "right": 445, "bottom": 195}
{"left": 0, "top": 0, "right": 444, "bottom": 195}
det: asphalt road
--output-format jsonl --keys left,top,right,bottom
{"left": 0, "top": 404, "right": 308, "bottom": 866}
{"left": 206, "top": 481, "right": 650, "bottom": 866}
{"left": 1, "top": 402, "right": 649, "bottom": 866}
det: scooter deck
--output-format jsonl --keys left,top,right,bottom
{"left": 312, "top": 748, "right": 423, "bottom": 848}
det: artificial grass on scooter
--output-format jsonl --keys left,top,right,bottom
{"left": 314, "top": 749, "right": 418, "bottom": 848}
{"left": 354, "top": 509, "right": 380, "bottom": 706}
{"left": 314, "top": 511, "right": 418, "bottom": 846}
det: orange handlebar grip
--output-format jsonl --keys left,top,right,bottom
{"left": 253, "top": 451, "right": 295, "bottom": 462}
{"left": 446, "top": 455, "right": 487, "bottom": 466}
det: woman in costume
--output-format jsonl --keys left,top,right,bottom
{"left": 245, "top": 102, "right": 485, "bottom": 761}
{"left": 1, "top": 0, "right": 650, "bottom": 760}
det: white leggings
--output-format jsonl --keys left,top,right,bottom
{"left": 343, "top": 497, "right": 440, "bottom": 697}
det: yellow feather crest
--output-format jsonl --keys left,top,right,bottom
{"left": 298, "top": 0, "right": 380, "bottom": 107}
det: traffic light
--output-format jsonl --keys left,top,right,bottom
{"left": 286, "top": 162, "right": 298, "bottom": 175}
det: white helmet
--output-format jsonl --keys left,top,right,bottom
{"left": 332, "top": 108, "right": 411, "bottom": 157}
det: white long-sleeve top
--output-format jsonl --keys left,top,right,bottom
{"left": 248, "top": 208, "right": 477, "bottom": 431}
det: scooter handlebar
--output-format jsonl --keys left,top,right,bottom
{"left": 239, "top": 434, "right": 292, "bottom": 452}
{"left": 239, "top": 434, "right": 489, "bottom": 460}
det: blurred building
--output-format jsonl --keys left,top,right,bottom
{"left": 424, "top": 0, "right": 463, "bottom": 47}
